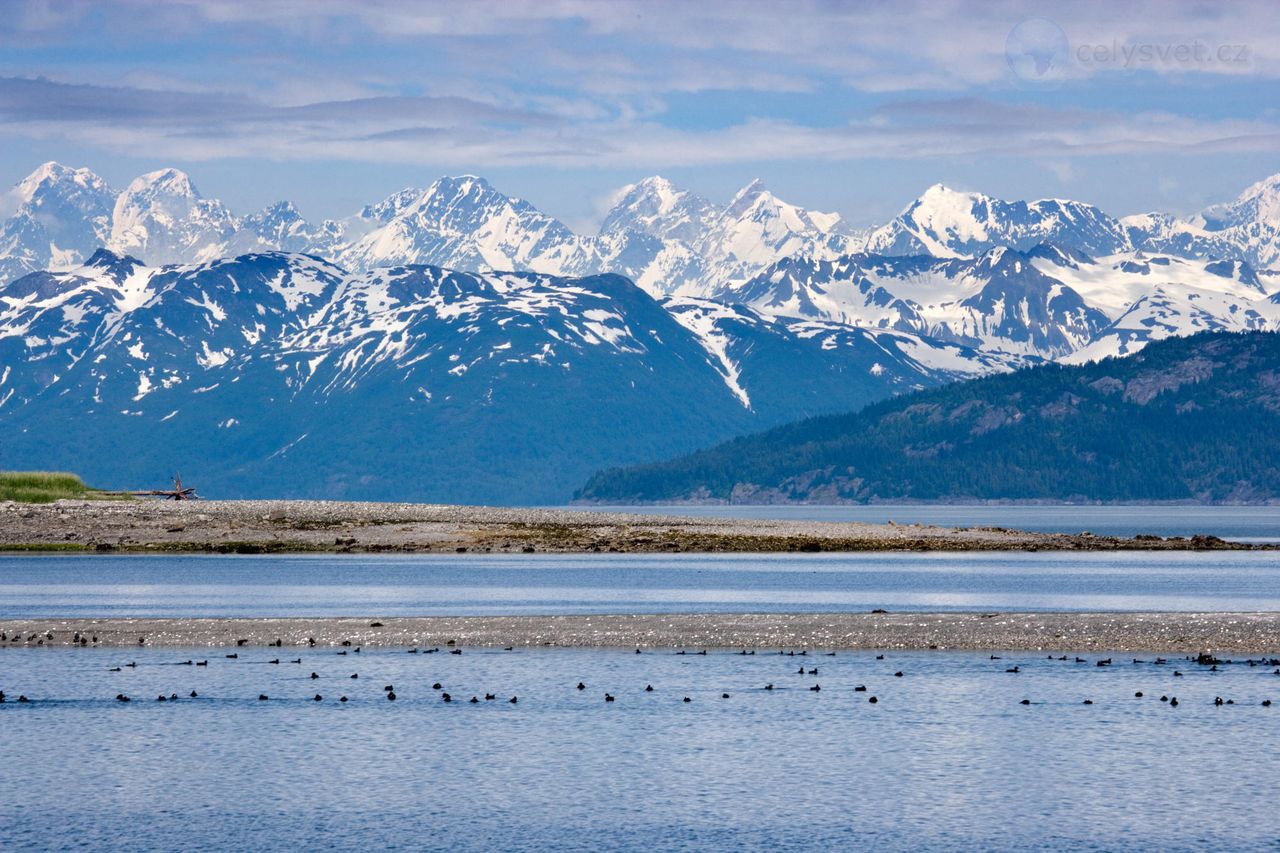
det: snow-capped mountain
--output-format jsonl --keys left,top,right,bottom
{"left": 0, "top": 164, "right": 868, "bottom": 299}
{"left": 735, "top": 241, "right": 1279, "bottom": 362}
{"left": 0, "top": 251, "right": 987, "bottom": 502}
{"left": 600, "top": 176, "right": 719, "bottom": 245}
{"left": 240, "top": 200, "right": 340, "bottom": 255}
{"left": 1123, "top": 176, "right": 1280, "bottom": 270}
{"left": 334, "top": 175, "right": 600, "bottom": 277}
{"left": 109, "top": 169, "right": 240, "bottom": 266}
{"left": 691, "top": 180, "right": 859, "bottom": 297}
{"left": 335, "top": 174, "right": 860, "bottom": 296}
{"left": 1200, "top": 174, "right": 1280, "bottom": 231}
{"left": 733, "top": 247, "right": 1110, "bottom": 357}
{"left": 3, "top": 161, "right": 1280, "bottom": 376}
{"left": 0, "top": 162, "right": 116, "bottom": 285}
{"left": 864, "top": 184, "right": 1132, "bottom": 259}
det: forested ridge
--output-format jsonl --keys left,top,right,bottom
{"left": 576, "top": 331, "right": 1280, "bottom": 504}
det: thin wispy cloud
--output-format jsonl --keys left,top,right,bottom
{"left": 2, "top": 74, "right": 1276, "bottom": 170}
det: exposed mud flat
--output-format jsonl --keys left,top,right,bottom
{"left": 1, "top": 499, "right": 1267, "bottom": 554}
{"left": 4, "top": 612, "right": 1279, "bottom": 653}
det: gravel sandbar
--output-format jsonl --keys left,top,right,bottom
{"left": 1, "top": 499, "right": 1266, "bottom": 554}
{"left": 5, "top": 613, "right": 1279, "bottom": 653}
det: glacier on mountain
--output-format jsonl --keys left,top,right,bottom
{"left": 3, "top": 161, "right": 1280, "bottom": 377}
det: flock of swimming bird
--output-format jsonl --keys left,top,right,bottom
{"left": 2, "top": 628, "right": 1280, "bottom": 709}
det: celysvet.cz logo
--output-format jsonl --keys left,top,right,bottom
{"left": 1005, "top": 18, "right": 1250, "bottom": 82}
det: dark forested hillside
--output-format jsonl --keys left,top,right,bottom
{"left": 576, "top": 331, "right": 1280, "bottom": 504}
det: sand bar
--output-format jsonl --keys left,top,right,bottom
{"left": 1, "top": 499, "right": 1269, "bottom": 554}
{"left": 4, "top": 612, "right": 1280, "bottom": 653}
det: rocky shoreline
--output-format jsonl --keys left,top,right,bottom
{"left": 4, "top": 612, "right": 1279, "bottom": 653}
{"left": 1, "top": 499, "right": 1271, "bottom": 554}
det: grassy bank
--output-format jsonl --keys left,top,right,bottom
{"left": 0, "top": 471, "right": 125, "bottom": 504}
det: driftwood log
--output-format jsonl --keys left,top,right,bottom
{"left": 125, "top": 474, "right": 198, "bottom": 501}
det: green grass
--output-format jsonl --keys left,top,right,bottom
{"left": 0, "top": 471, "right": 128, "bottom": 503}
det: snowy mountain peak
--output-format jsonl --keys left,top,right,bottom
{"left": 15, "top": 161, "right": 111, "bottom": 204}
{"left": 241, "top": 201, "right": 319, "bottom": 253}
{"left": 335, "top": 174, "right": 586, "bottom": 276}
{"left": 248, "top": 200, "right": 305, "bottom": 229}
{"left": 867, "top": 183, "right": 1130, "bottom": 259}
{"left": 418, "top": 174, "right": 496, "bottom": 206}
{"left": 0, "top": 162, "right": 116, "bottom": 283}
{"left": 916, "top": 182, "right": 982, "bottom": 206}
{"left": 82, "top": 247, "right": 145, "bottom": 280}
{"left": 724, "top": 179, "right": 773, "bottom": 218}
{"left": 904, "top": 184, "right": 993, "bottom": 243}
{"left": 1199, "top": 172, "right": 1280, "bottom": 231}
{"left": 358, "top": 187, "right": 424, "bottom": 223}
{"left": 261, "top": 199, "right": 301, "bottom": 216}
{"left": 109, "top": 167, "right": 237, "bottom": 266}
{"left": 599, "top": 176, "right": 717, "bottom": 243}
{"left": 126, "top": 167, "right": 200, "bottom": 199}
{"left": 408, "top": 175, "right": 516, "bottom": 218}
{"left": 722, "top": 180, "right": 841, "bottom": 232}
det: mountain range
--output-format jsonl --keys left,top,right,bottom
{"left": 3, "top": 161, "right": 1280, "bottom": 501}
{"left": 0, "top": 250, "right": 1005, "bottom": 502}
{"left": 576, "top": 330, "right": 1280, "bottom": 504}
{"left": 4, "top": 162, "right": 1280, "bottom": 367}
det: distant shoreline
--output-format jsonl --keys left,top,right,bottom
{"left": 2, "top": 498, "right": 1275, "bottom": 554}
{"left": 4, "top": 612, "right": 1279, "bottom": 653}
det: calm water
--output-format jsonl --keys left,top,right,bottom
{"left": 3, "top": 646, "right": 1280, "bottom": 851}
{"left": 4, "top": 551, "right": 1280, "bottom": 617}
{"left": 565, "top": 504, "right": 1280, "bottom": 543}
{"left": 7, "top": 528, "right": 1280, "bottom": 851}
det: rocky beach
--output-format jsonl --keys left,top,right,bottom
{"left": 1, "top": 499, "right": 1266, "bottom": 554}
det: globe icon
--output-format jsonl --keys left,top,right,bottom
{"left": 1005, "top": 17, "right": 1069, "bottom": 82}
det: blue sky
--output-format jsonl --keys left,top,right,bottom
{"left": 2, "top": 0, "right": 1278, "bottom": 230}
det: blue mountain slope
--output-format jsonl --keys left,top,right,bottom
{"left": 0, "top": 252, "right": 980, "bottom": 502}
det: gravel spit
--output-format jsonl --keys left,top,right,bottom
{"left": 0, "top": 499, "right": 1266, "bottom": 554}
{"left": 5, "top": 612, "right": 1279, "bottom": 653}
